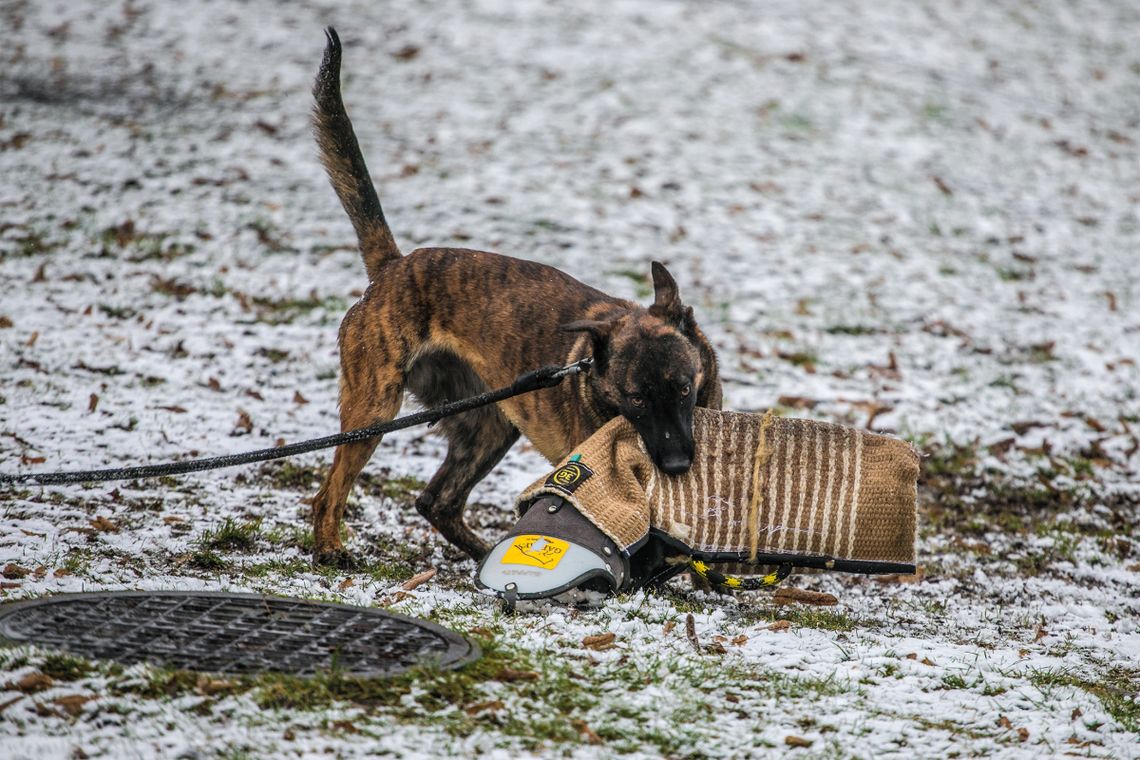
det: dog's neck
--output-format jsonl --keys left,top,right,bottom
{"left": 569, "top": 335, "right": 612, "bottom": 433}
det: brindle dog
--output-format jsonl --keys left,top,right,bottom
{"left": 309, "top": 28, "right": 721, "bottom": 562}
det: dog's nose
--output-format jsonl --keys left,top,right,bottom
{"left": 659, "top": 453, "right": 692, "bottom": 475}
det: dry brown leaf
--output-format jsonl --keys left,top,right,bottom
{"left": 337, "top": 577, "right": 355, "bottom": 592}
{"left": 1017, "top": 727, "right": 1029, "bottom": 742}
{"left": 582, "top": 632, "right": 616, "bottom": 651}
{"left": 401, "top": 568, "right": 437, "bottom": 591}
{"left": 52, "top": 694, "right": 95, "bottom": 716}
{"left": 2, "top": 564, "right": 30, "bottom": 580}
{"left": 662, "top": 620, "right": 676, "bottom": 635}
{"left": 997, "top": 715, "right": 1012, "bottom": 729}
{"left": 572, "top": 719, "right": 602, "bottom": 745}
{"left": 293, "top": 390, "right": 309, "bottom": 405}
{"left": 464, "top": 699, "right": 503, "bottom": 715}
{"left": 196, "top": 677, "right": 235, "bottom": 696}
{"left": 731, "top": 634, "right": 749, "bottom": 646}
{"left": 89, "top": 516, "right": 119, "bottom": 533}
{"left": 872, "top": 566, "right": 926, "bottom": 584}
{"left": 494, "top": 667, "right": 539, "bottom": 682}
{"left": 773, "top": 587, "right": 838, "bottom": 606}
{"left": 232, "top": 409, "right": 253, "bottom": 435}
{"left": 87, "top": 393, "right": 99, "bottom": 413}
{"left": 785, "top": 735, "right": 813, "bottom": 748}
{"left": 8, "top": 673, "right": 53, "bottom": 693}
{"left": 685, "top": 613, "right": 700, "bottom": 652}
{"left": 766, "top": 620, "right": 792, "bottom": 632}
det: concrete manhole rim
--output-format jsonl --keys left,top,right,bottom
{"left": 0, "top": 590, "right": 481, "bottom": 679}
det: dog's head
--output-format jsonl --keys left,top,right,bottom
{"left": 563, "top": 262, "right": 713, "bottom": 475}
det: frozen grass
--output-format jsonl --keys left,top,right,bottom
{"left": 2, "top": 0, "right": 1138, "bottom": 757}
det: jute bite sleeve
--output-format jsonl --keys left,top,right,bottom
{"left": 516, "top": 408, "right": 919, "bottom": 567}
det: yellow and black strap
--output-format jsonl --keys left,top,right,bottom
{"left": 688, "top": 559, "right": 793, "bottom": 591}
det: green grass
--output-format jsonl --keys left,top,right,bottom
{"left": 197, "top": 518, "right": 263, "bottom": 552}
{"left": 1024, "top": 666, "right": 1139, "bottom": 733}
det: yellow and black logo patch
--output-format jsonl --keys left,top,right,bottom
{"left": 545, "top": 460, "right": 593, "bottom": 493}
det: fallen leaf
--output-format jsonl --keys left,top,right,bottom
{"left": 52, "top": 694, "right": 95, "bottom": 716}
{"left": 773, "top": 587, "right": 838, "bottom": 606}
{"left": 7, "top": 673, "right": 53, "bottom": 693}
{"left": 731, "top": 634, "right": 749, "bottom": 646}
{"left": 19, "top": 454, "right": 46, "bottom": 466}
{"left": 87, "top": 393, "right": 99, "bottom": 413}
{"left": 1071, "top": 707, "right": 1082, "bottom": 720}
{"left": 997, "top": 715, "right": 1012, "bottom": 729}
{"left": 89, "top": 516, "right": 119, "bottom": 533}
{"left": 921, "top": 657, "right": 936, "bottom": 666}
{"left": 231, "top": 409, "right": 253, "bottom": 436}
{"left": 725, "top": 693, "right": 740, "bottom": 703}
{"left": 53, "top": 568, "right": 72, "bottom": 578}
{"left": 0, "top": 316, "right": 12, "bottom": 328}
{"left": 1017, "top": 727, "right": 1029, "bottom": 742}
{"left": 931, "top": 175, "right": 953, "bottom": 196}
{"left": 2, "top": 564, "right": 30, "bottom": 580}
{"left": 662, "top": 620, "right": 676, "bottom": 635}
{"left": 293, "top": 390, "right": 309, "bottom": 405}
{"left": 572, "top": 719, "right": 602, "bottom": 745}
{"left": 330, "top": 719, "right": 359, "bottom": 734}
{"left": 162, "top": 516, "right": 187, "bottom": 525}
{"left": 904, "top": 653, "right": 918, "bottom": 660}
{"left": 766, "top": 620, "right": 792, "bottom": 632}
{"left": 337, "top": 577, "right": 355, "bottom": 592}
{"left": 872, "top": 566, "right": 926, "bottom": 584}
{"left": 391, "top": 44, "right": 420, "bottom": 61}
{"left": 196, "top": 677, "right": 235, "bottom": 696}
{"left": 785, "top": 735, "right": 813, "bottom": 748}
{"left": 494, "top": 667, "right": 539, "bottom": 682}
{"left": 401, "top": 568, "right": 437, "bottom": 591}
{"left": 685, "top": 613, "right": 700, "bottom": 652}
{"left": 582, "top": 632, "right": 616, "bottom": 651}
{"left": 207, "top": 377, "right": 223, "bottom": 392}
{"left": 464, "top": 699, "right": 503, "bottom": 715}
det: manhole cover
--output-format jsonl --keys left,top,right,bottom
{"left": 0, "top": 591, "right": 479, "bottom": 678}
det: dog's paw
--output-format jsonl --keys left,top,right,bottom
{"left": 313, "top": 548, "right": 360, "bottom": 570}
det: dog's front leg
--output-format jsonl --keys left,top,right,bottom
{"left": 416, "top": 410, "right": 520, "bottom": 560}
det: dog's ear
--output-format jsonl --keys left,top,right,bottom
{"left": 561, "top": 319, "right": 614, "bottom": 371}
{"left": 648, "top": 261, "right": 686, "bottom": 327}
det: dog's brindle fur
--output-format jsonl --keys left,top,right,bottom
{"left": 310, "top": 28, "right": 721, "bottom": 562}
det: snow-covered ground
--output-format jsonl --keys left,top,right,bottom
{"left": 2, "top": 0, "right": 1137, "bottom": 757}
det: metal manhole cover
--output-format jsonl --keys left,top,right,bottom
{"left": 0, "top": 591, "right": 479, "bottom": 678}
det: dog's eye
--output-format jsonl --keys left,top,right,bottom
{"left": 628, "top": 395, "right": 645, "bottom": 408}
{"left": 680, "top": 384, "right": 691, "bottom": 398}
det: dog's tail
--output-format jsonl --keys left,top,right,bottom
{"left": 312, "top": 27, "right": 401, "bottom": 281}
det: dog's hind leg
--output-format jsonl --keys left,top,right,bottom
{"left": 311, "top": 335, "right": 405, "bottom": 564}
{"left": 415, "top": 408, "right": 520, "bottom": 560}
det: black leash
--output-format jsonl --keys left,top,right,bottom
{"left": 0, "top": 358, "right": 592, "bottom": 487}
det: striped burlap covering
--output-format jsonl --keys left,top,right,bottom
{"left": 517, "top": 408, "right": 919, "bottom": 566}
